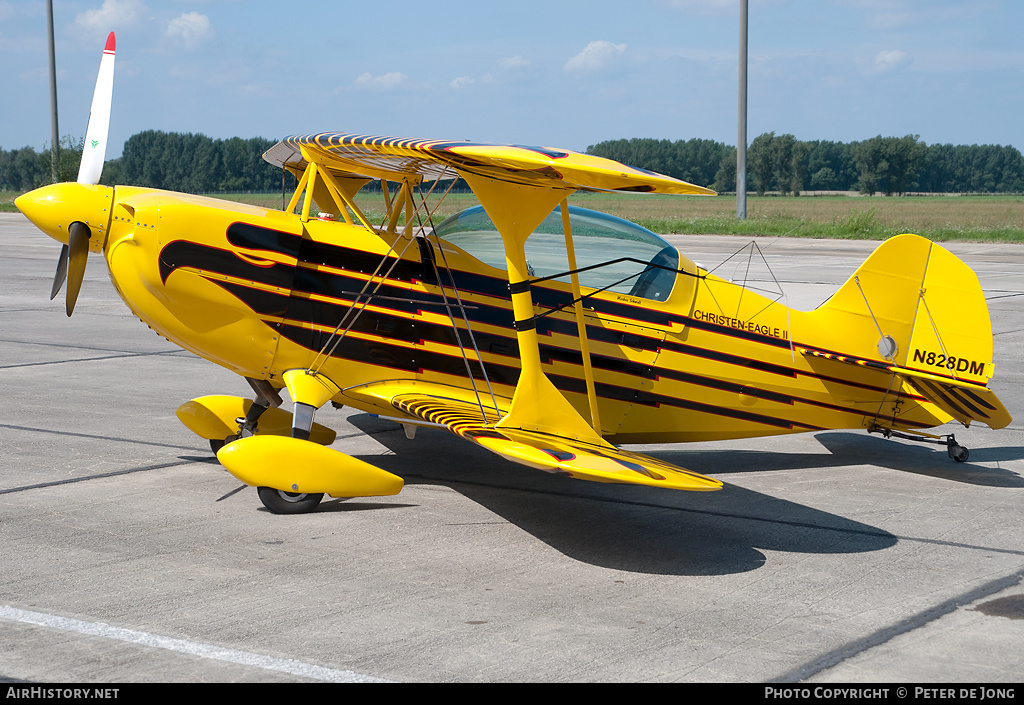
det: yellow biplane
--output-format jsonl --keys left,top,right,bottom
{"left": 16, "top": 34, "right": 1012, "bottom": 514}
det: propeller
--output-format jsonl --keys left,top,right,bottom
{"left": 65, "top": 222, "right": 92, "bottom": 316}
{"left": 50, "top": 245, "right": 68, "bottom": 300}
{"left": 50, "top": 31, "right": 116, "bottom": 316}
{"left": 78, "top": 32, "right": 116, "bottom": 186}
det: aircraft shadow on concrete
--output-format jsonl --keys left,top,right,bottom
{"left": 650, "top": 431, "right": 1024, "bottom": 488}
{"left": 812, "top": 432, "right": 1024, "bottom": 487}
{"left": 342, "top": 415, "right": 899, "bottom": 577}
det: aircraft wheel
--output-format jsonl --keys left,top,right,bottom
{"left": 949, "top": 444, "right": 969, "bottom": 463}
{"left": 257, "top": 486, "right": 324, "bottom": 514}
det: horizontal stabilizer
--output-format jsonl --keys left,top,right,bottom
{"left": 799, "top": 348, "right": 1011, "bottom": 430}
{"left": 896, "top": 366, "right": 1011, "bottom": 430}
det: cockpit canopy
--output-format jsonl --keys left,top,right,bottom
{"left": 433, "top": 204, "right": 683, "bottom": 301}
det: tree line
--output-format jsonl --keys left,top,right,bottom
{"left": 586, "top": 134, "right": 1024, "bottom": 195}
{"left": 4, "top": 130, "right": 1023, "bottom": 195}
{"left": 0, "top": 131, "right": 281, "bottom": 193}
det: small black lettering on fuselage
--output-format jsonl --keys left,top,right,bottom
{"left": 692, "top": 309, "right": 788, "bottom": 340}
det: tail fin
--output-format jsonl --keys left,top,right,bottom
{"left": 806, "top": 234, "right": 1010, "bottom": 429}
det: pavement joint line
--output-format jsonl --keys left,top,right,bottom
{"left": 0, "top": 422, "right": 388, "bottom": 452}
{"left": 769, "top": 565, "right": 1024, "bottom": 683}
{"left": 0, "top": 338, "right": 181, "bottom": 355}
{"left": 0, "top": 350, "right": 185, "bottom": 370}
{"left": 0, "top": 606, "right": 393, "bottom": 683}
{"left": 0, "top": 423, "right": 203, "bottom": 452}
{"left": 0, "top": 459, "right": 203, "bottom": 495}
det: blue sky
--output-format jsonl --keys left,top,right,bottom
{"left": 2, "top": 0, "right": 1022, "bottom": 161}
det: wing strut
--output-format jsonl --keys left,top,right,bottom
{"left": 413, "top": 174, "right": 503, "bottom": 423}
{"left": 559, "top": 199, "right": 601, "bottom": 433}
{"left": 459, "top": 173, "right": 606, "bottom": 444}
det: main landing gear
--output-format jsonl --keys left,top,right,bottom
{"left": 868, "top": 426, "right": 970, "bottom": 463}
{"left": 179, "top": 370, "right": 404, "bottom": 515}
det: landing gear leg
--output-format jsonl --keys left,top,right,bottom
{"left": 252, "top": 370, "right": 339, "bottom": 515}
{"left": 868, "top": 426, "right": 970, "bottom": 463}
{"left": 213, "top": 377, "right": 285, "bottom": 453}
{"left": 254, "top": 399, "right": 325, "bottom": 513}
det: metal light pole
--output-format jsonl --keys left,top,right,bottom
{"left": 737, "top": 0, "right": 748, "bottom": 220}
{"left": 46, "top": 0, "right": 59, "bottom": 184}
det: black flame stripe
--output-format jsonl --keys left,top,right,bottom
{"left": 159, "top": 229, "right": 919, "bottom": 408}
{"left": 273, "top": 321, "right": 830, "bottom": 433}
{"left": 166, "top": 223, "right": 789, "bottom": 340}
{"left": 275, "top": 321, "right": 518, "bottom": 384}
{"left": 226, "top": 222, "right": 303, "bottom": 257}
{"left": 917, "top": 379, "right": 974, "bottom": 420}
{"left": 958, "top": 386, "right": 997, "bottom": 411}
{"left": 661, "top": 339, "right": 797, "bottom": 378}
{"left": 558, "top": 374, "right": 827, "bottom": 432}
{"left": 391, "top": 396, "right": 502, "bottom": 438}
{"left": 212, "top": 277, "right": 868, "bottom": 416}
{"left": 159, "top": 240, "right": 295, "bottom": 288}
{"left": 941, "top": 385, "right": 989, "bottom": 420}
{"left": 207, "top": 275, "right": 914, "bottom": 427}
{"left": 178, "top": 222, "right": 878, "bottom": 374}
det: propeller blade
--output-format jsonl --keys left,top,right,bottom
{"left": 77, "top": 32, "right": 116, "bottom": 186}
{"left": 66, "top": 222, "right": 91, "bottom": 317}
{"left": 50, "top": 244, "right": 69, "bottom": 300}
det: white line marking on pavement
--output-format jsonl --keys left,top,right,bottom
{"left": 0, "top": 606, "right": 392, "bottom": 683}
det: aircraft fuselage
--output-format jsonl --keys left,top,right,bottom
{"left": 87, "top": 186, "right": 948, "bottom": 444}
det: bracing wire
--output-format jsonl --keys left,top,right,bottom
{"left": 413, "top": 176, "right": 503, "bottom": 422}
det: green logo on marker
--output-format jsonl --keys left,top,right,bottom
{"left": 91, "top": 140, "right": 100, "bottom": 148}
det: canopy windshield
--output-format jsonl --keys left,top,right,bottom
{"left": 434, "top": 205, "right": 681, "bottom": 301}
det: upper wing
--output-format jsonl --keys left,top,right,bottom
{"left": 343, "top": 380, "right": 722, "bottom": 492}
{"left": 263, "top": 133, "right": 716, "bottom": 195}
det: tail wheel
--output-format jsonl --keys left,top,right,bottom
{"left": 948, "top": 444, "right": 970, "bottom": 463}
{"left": 256, "top": 486, "right": 323, "bottom": 514}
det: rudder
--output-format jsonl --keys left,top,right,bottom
{"left": 812, "top": 233, "right": 994, "bottom": 386}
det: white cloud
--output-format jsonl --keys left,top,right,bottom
{"left": 449, "top": 76, "right": 474, "bottom": 89}
{"left": 872, "top": 49, "right": 912, "bottom": 74}
{"left": 355, "top": 71, "right": 407, "bottom": 90}
{"left": 564, "top": 40, "right": 627, "bottom": 72}
{"left": 75, "top": 0, "right": 146, "bottom": 33}
{"left": 499, "top": 55, "right": 530, "bottom": 69}
{"left": 166, "top": 12, "right": 213, "bottom": 48}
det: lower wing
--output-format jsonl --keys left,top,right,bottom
{"left": 343, "top": 380, "right": 722, "bottom": 492}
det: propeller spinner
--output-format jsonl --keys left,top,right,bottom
{"left": 17, "top": 31, "right": 116, "bottom": 316}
